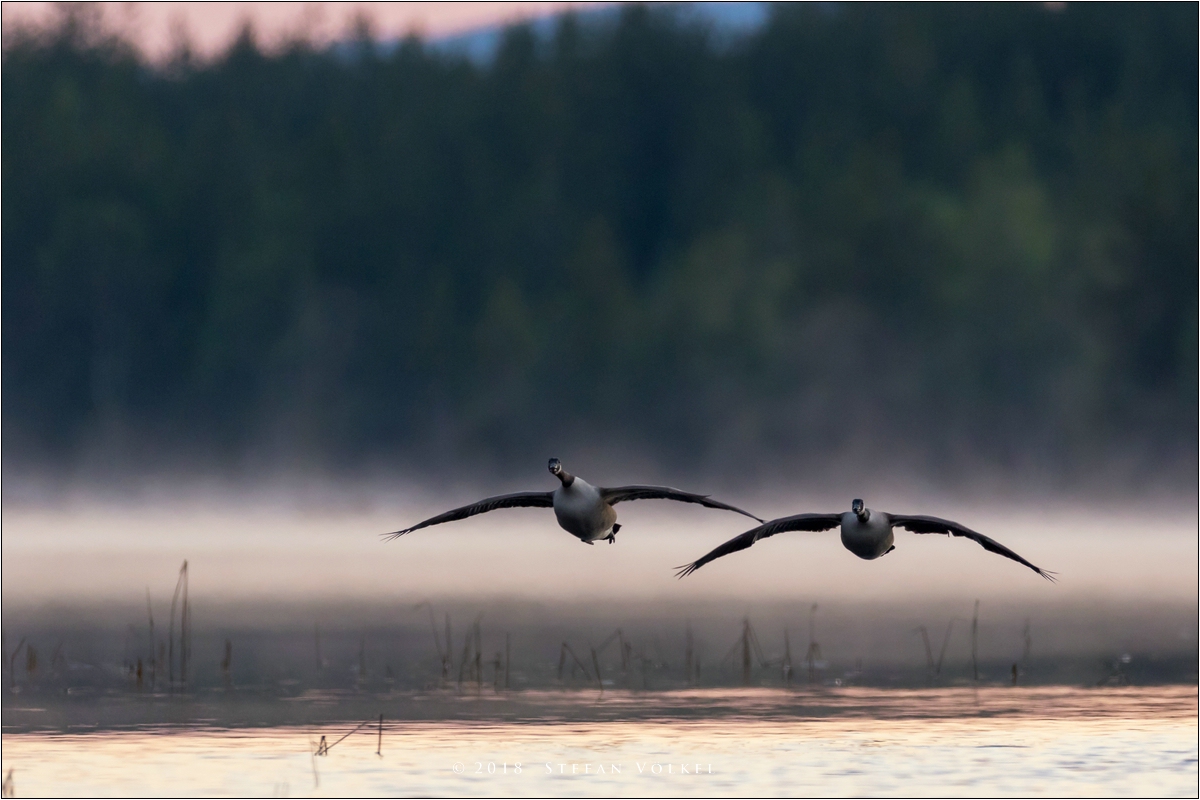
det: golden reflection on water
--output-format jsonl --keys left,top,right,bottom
{"left": 2, "top": 687, "right": 1196, "bottom": 797}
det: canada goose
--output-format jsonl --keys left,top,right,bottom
{"left": 385, "top": 458, "right": 762, "bottom": 544}
{"left": 676, "top": 499, "right": 1055, "bottom": 580}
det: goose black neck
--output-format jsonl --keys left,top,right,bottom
{"left": 556, "top": 471, "right": 575, "bottom": 487}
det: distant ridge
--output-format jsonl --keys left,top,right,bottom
{"left": 337, "top": 2, "right": 772, "bottom": 64}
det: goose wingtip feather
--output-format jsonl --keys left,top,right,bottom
{"left": 674, "top": 562, "right": 700, "bottom": 579}
{"left": 382, "top": 528, "right": 412, "bottom": 542}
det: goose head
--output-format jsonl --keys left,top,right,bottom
{"left": 851, "top": 498, "right": 869, "bottom": 522}
{"left": 548, "top": 458, "right": 574, "bottom": 486}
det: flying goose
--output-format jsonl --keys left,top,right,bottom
{"left": 676, "top": 499, "right": 1055, "bottom": 580}
{"left": 385, "top": 458, "right": 762, "bottom": 544}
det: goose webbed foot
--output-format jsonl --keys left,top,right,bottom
{"left": 606, "top": 523, "right": 621, "bottom": 544}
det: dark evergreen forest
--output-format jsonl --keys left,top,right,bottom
{"left": 3, "top": 4, "right": 1196, "bottom": 489}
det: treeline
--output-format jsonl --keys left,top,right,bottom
{"left": 2, "top": 4, "right": 1196, "bottom": 487}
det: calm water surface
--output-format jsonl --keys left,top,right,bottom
{"left": 2, "top": 687, "right": 1196, "bottom": 797}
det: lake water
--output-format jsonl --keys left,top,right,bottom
{"left": 2, "top": 687, "right": 1196, "bottom": 797}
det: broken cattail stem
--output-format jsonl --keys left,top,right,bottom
{"left": 314, "top": 718, "right": 376, "bottom": 755}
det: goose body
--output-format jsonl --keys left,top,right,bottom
{"left": 551, "top": 476, "right": 618, "bottom": 542}
{"left": 677, "top": 499, "right": 1054, "bottom": 580}
{"left": 386, "top": 458, "right": 761, "bottom": 545}
{"left": 839, "top": 508, "right": 895, "bottom": 559}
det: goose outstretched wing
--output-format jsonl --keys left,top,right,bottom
{"left": 675, "top": 513, "right": 842, "bottom": 577}
{"left": 888, "top": 513, "right": 1056, "bottom": 581}
{"left": 384, "top": 492, "right": 554, "bottom": 540}
{"left": 599, "top": 485, "right": 761, "bottom": 522}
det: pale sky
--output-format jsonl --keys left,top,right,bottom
{"left": 1, "top": 2, "right": 603, "bottom": 60}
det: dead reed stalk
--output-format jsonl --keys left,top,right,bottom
{"left": 971, "top": 600, "right": 980, "bottom": 682}
{"left": 590, "top": 646, "right": 604, "bottom": 692}
{"left": 4, "top": 636, "right": 26, "bottom": 690}
{"left": 806, "top": 604, "right": 822, "bottom": 684}
{"left": 445, "top": 614, "right": 453, "bottom": 681}
{"left": 146, "top": 589, "right": 156, "bottom": 690}
{"left": 783, "top": 629, "right": 793, "bottom": 686}
{"left": 685, "top": 623, "right": 695, "bottom": 686}
{"left": 413, "top": 602, "right": 451, "bottom": 685}
{"left": 720, "top": 618, "right": 766, "bottom": 685}
{"left": 557, "top": 642, "right": 593, "bottom": 686}
{"left": 937, "top": 620, "right": 954, "bottom": 676}
{"left": 168, "top": 560, "right": 189, "bottom": 689}
{"left": 457, "top": 634, "right": 469, "bottom": 690}
{"left": 222, "top": 639, "right": 233, "bottom": 690}
{"left": 474, "top": 620, "right": 482, "bottom": 693}
{"left": 742, "top": 619, "right": 752, "bottom": 685}
{"left": 916, "top": 625, "right": 935, "bottom": 674}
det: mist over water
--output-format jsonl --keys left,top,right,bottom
{"left": 3, "top": 486, "right": 1195, "bottom": 695}
{"left": 3, "top": 486, "right": 1196, "bottom": 602}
